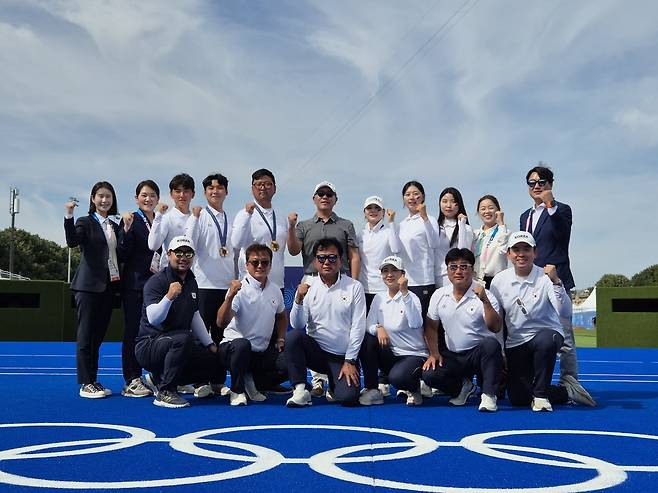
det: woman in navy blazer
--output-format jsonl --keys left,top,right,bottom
{"left": 117, "top": 180, "right": 161, "bottom": 398}
{"left": 65, "top": 181, "right": 125, "bottom": 399}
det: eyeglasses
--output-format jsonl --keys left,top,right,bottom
{"left": 527, "top": 179, "right": 548, "bottom": 188}
{"left": 252, "top": 181, "right": 274, "bottom": 189}
{"left": 173, "top": 250, "right": 194, "bottom": 259}
{"left": 403, "top": 191, "right": 423, "bottom": 199}
{"left": 316, "top": 254, "right": 339, "bottom": 264}
{"left": 515, "top": 298, "right": 528, "bottom": 315}
{"left": 316, "top": 191, "right": 335, "bottom": 198}
{"left": 248, "top": 259, "right": 270, "bottom": 267}
{"left": 447, "top": 263, "right": 472, "bottom": 272}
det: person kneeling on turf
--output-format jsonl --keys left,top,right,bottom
{"left": 422, "top": 248, "right": 503, "bottom": 412}
{"left": 359, "top": 256, "right": 428, "bottom": 406}
{"left": 135, "top": 236, "right": 250, "bottom": 408}
{"left": 490, "top": 231, "right": 588, "bottom": 412}
{"left": 286, "top": 238, "right": 366, "bottom": 407}
{"left": 217, "top": 243, "right": 289, "bottom": 403}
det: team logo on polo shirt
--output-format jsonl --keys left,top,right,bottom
{"left": 191, "top": 293, "right": 196, "bottom": 299}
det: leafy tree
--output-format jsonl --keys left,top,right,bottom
{"left": 630, "top": 264, "right": 658, "bottom": 287}
{"left": 0, "top": 228, "right": 79, "bottom": 280}
{"left": 596, "top": 273, "right": 630, "bottom": 288}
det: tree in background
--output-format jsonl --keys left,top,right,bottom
{"left": 596, "top": 274, "right": 631, "bottom": 288}
{"left": 631, "top": 264, "right": 658, "bottom": 287}
{"left": 0, "top": 228, "right": 79, "bottom": 280}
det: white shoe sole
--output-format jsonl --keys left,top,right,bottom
{"left": 79, "top": 391, "right": 106, "bottom": 399}
{"left": 153, "top": 399, "right": 189, "bottom": 409}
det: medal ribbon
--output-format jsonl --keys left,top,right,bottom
{"left": 206, "top": 207, "right": 228, "bottom": 248}
{"left": 255, "top": 206, "right": 277, "bottom": 242}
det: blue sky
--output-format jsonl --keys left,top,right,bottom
{"left": 1, "top": 0, "right": 657, "bottom": 287}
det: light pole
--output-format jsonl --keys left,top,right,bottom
{"left": 8, "top": 187, "right": 20, "bottom": 278}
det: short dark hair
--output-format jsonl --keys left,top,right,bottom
{"left": 88, "top": 181, "right": 118, "bottom": 216}
{"left": 439, "top": 187, "right": 469, "bottom": 247}
{"left": 476, "top": 194, "right": 500, "bottom": 212}
{"left": 135, "top": 179, "right": 160, "bottom": 198}
{"left": 245, "top": 243, "right": 273, "bottom": 261}
{"left": 526, "top": 164, "right": 554, "bottom": 184}
{"left": 312, "top": 237, "right": 343, "bottom": 258}
{"left": 252, "top": 168, "right": 275, "bottom": 185}
{"left": 203, "top": 173, "right": 229, "bottom": 190}
{"left": 402, "top": 180, "right": 425, "bottom": 202}
{"left": 169, "top": 173, "right": 195, "bottom": 192}
{"left": 445, "top": 247, "right": 475, "bottom": 266}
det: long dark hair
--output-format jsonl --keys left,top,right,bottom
{"left": 438, "top": 187, "right": 468, "bottom": 247}
{"left": 88, "top": 181, "right": 118, "bottom": 216}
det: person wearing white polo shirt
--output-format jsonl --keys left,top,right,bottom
{"left": 231, "top": 169, "right": 289, "bottom": 290}
{"left": 218, "top": 243, "right": 288, "bottom": 402}
{"left": 422, "top": 247, "right": 503, "bottom": 412}
{"left": 359, "top": 256, "right": 428, "bottom": 406}
{"left": 286, "top": 238, "right": 366, "bottom": 407}
{"left": 356, "top": 195, "right": 402, "bottom": 311}
{"left": 490, "top": 231, "right": 592, "bottom": 411}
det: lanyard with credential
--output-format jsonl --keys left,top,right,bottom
{"left": 92, "top": 214, "right": 120, "bottom": 281}
{"left": 206, "top": 207, "right": 229, "bottom": 256}
{"left": 255, "top": 206, "right": 280, "bottom": 252}
{"left": 475, "top": 225, "right": 499, "bottom": 257}
{"left": 135, "top": 209, "right": 152, "bottom": 231}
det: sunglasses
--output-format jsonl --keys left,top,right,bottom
{"left": 447, "top": 263, "right": 472, "bottom": 272}
{"left": 173, "top": 250, "right": 194, "bottom": 259}
{"left": 316, "top": 191, "right": 335, "bottom": 198}
{"left": 515, "top": 298, "right": 528, "bottom": 315}
{"left": 248, "top": 259, "right": 270, "bottom": 267}
{"left": 316, "top": 254, "right": 339, "bottom": 264}
{"left": 527, "top": 179, "right": 548, "bottom": 188}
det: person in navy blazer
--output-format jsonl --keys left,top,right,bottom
{"left": 65, "top": 181, "right": 125, "bottom": 399}
{"left": 116, "top": 180, "right": 161, "bottom": 398}
{"left": 519, "top": 164, "right": 595, "bottom": 406}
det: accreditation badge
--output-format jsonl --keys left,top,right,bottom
{"left": 108, "top": 257, "right": 120, "bottom": 282}
{"left": 150, "top": 252, "right": 161, "bottom": 273}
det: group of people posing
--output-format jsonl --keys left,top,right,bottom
{"left": 64, "top": 164, "right": 596, "bottom": 411}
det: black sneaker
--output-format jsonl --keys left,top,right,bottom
{"left": 154, "top": 390, "right": 190, "bottom": 409}
{"left": 79, "top": 383, "right": 106, "bottom": 399}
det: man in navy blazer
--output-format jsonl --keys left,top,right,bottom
{"left": 520, "top": 164, "right": 595, "bottom": 406}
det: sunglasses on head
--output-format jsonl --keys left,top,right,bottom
{"left": 316, "top": 254, "right": 338, "bottom": 264}
{"left": 173, "top": 250, "right": 194, "bottom": 259}
{"left": 316, "top": 190, "right": 335, "bottom": 198}
{"left": 527, "top": 179, "right": 548, "bottom": 188}
{"left": 248, "top": 259, "right": 270, "bottom": 267}
{"left": 447, "top": 263, "right": 472, "bottom": 272}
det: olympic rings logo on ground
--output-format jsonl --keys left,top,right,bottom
{"left": 0, "top": 422, "right": 657, "bottom": 491}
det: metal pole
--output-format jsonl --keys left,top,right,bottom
{"left": 67, "top": 248, "right": 71, "bottom": 283}
{"left": 8, "top": 188, "right": 18, "bottom": 278}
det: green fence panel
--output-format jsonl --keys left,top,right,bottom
{"left": 597, "top": 287, "right": 658, "bottom": 347}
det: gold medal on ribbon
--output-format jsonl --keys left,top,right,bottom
{"left": 220, "top": 246, "right": 229, "bottom": 257}
{"left": 270, "top": 240, "right": 280, "bottom": 252}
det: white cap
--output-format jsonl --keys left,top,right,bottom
{"left": 363, "top": 195, "right": 384, "bottom": 210}
{"left": 379, "top": 255, "right": 404, "bottom": 271}
{"left": 168, "top": 235, "right": 195, "bottom": 252}
{"left": 507, "top": 231, "right": 536, "bottom": 249}
{"left": 313, "top": 181, "right": 337, "bottom": 194}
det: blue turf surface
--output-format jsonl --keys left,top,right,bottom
{"left": 1, "top": 343, "right": 658, "bottom": 492}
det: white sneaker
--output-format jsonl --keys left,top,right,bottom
{"left": 359, "top": 388, "right": 384, "bottom": 406}
{"left": 531, "top": 396, "right": 553, "bottom": 412}
{"left": 396, "top": 389, "right": 411, "bottom": 399}
{"left": 406, "top": 392, "right": 423, "bottom": 406}
{"left": 449, "top": 379, "right": 476, "bottom": 406}
{"left": 194, "top": 384, "right": 213, "bottom": 398}
{"left": 229, "top": 391, "right": 247, "bottom": 406}
{"left": 479, "top": 393, "right": 498, "bottom": 412}
{"left": 378, "top": 383, "right": 391, "bottom": 397}
{"left": 286, "top": 387, "right": 312, "bottom": 407}
{"left": 420, "top": 380, "right": 434, "bottom": 398}
{"left": 121, "top": 377, "right": 152, "bottom": 398}
{"left": 325, "top": 388, "right": 337, "bottom": 403}
{"left": 79, "top": 383, "right": 106, "bottom": 399}
{"left": 561, "top": 375, "right": 596, "bottom": 407}
{"left": 93, "top": 382, "right": 112, "bottom": 396}
{"left": 244, "top": 374, "right": 267, "bottom": 402}
{"left": 177, "top": 384, "right": 195, "bottom": 394}
{"left": 310, "top": 381, "right": 325, "bottom": 397}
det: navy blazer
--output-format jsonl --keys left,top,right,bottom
{"left": 118, "top": 211, "right": 161, "bottom": 292}
{"left": 65, "top": 214, "right": 124, "bottom": 293}
{"left": 519, "top": 200, "right": 575, "bottom": 291}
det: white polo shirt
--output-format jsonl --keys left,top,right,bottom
{"left": 290, "top": 274, "right": 366, "bottom": 361}
{"left": 231, "top": 205, "right": 288, "bottom": 289}
{"left": 148, "top": 207, "right": 190, "bottom": 270}
{"left": 357, "top": 220, "right": 402, "bottom": 294}
{"left": 427, "top": 283, "right": 501, "bottom": 352}
{"left": 434, "top": 217, "right": 475, "bottom": 287}
{"left": 366, "top": 291, "right": 428, "bottom": 357}
{"left": 398, "top": 214, "right": 440, "bottom": 286}
{"left": 221, "top": 274, "right": 285, "bottom": 352}
{"left": 184, "top": 206, "right": 235, "bottom": 289}
{"left": 490, "top": 265, "right": 571, "bottom": 348}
